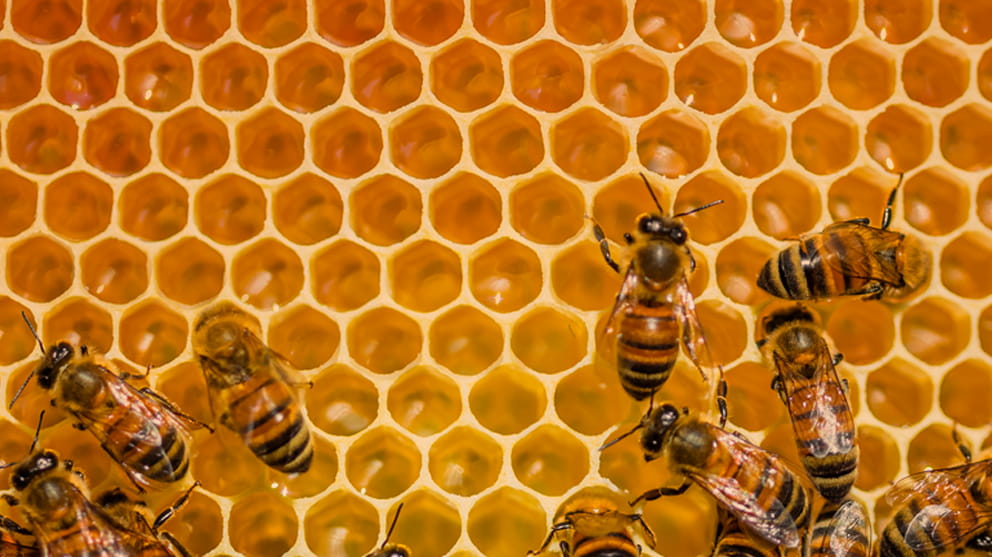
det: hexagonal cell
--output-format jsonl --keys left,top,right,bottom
{"left": 644, "top": 485, "right": 721, "bottom": 557}
{"left": 470, "top": 364, "right": 546, "bottom": 435}
{"left": 6, "top": 235, "right": 73, "bottom": 303}
{"left": 389, "top": 240, "right": 462, "bottom": 313}
{"left": 759, "top": 420, "right": 803, "bottom": 469}
{"left": 347, "top": 307, "right": 422, "bottom": 374}
{"left": 854, "top": 425, "right": 900, "bottom": 491}
{"left": 123, "top": 42, "right": 192, "bottom": 112}
{"left": 725, "top": 361, "right": 785, "bottom": 431}
{"left": 865, "top": 0, "right": 931, "bottom": 43}
{"left": 236, "top": 107, "right": 304, "bottom": 179}
{"left": 907, "top": 424, "right": 965, "bottom": 474}
{"left": 11, "top": 0, "right": 81, "bottom": 43}
{"left": 940, "top": 359, "right": 992, "bottom": 428}
{"left": 427, "top": 427, "right": 502, "bottom": 497}
{"left": 674, "top": 171, "right": 746, "bottom": 245}
{"left": 554, "top": 364, "right": 630, "bottom": 436}
{"left": 696, "top": 300, "right": 747, "bottom": 365}
{"left": 307, "top": 364, "right": 378, "bottom": 437}
{"left": 429, "top": 172, "right": 501, "bottom": 245}
{"left": 387, "top": 365, "right": 461, "bottom": 436}
{"left": 192, "top": 427, "right": 267, "bottom": 496}
{"left": 379, "top": 492, "right": 461, "bottom": 557}
{"left": 159, "top": 107, "right": 230, "bottom": 179}
{"left": 716, "top": 106, "right": 786, "bottom": 178}
{"left": 714, "top": 0, "right": 783, "bottom": 47}
{"left": 237, "top": 0, "right": 305, "bottom": 47}
{"left": 80, "top": 239, "right": 147, "bottom": 304}
{"left": 637, "top": 109, "right": 710, "bottom": 178}
{"left": 0, "top": 298, "right": 37, "bottom": 365}
{"left": 268, "top": 305, "right": 340, "bottom": 370}
{"left": 510, "top": 40, "right": 583, "bottom": 113}
{"left": 511, "top": 307, "right": 586, "bottom": 375}
{"left": 430, "top": 38, "right": 504, "bottom": 113}
{"left": 390, "top": 106, "right": 462, "bottom": 180}
{"left": 231, "top": 238, "right": 304, "bottom": 310}
{"left": 393, "top": 0, "right": 462, "bottom": 45}
{"left": 468, "top": 488, "right": 546, "bottom": 557}
{"left": 941, "top": 104, "right": 992, "bottom": 171}
{"left": 84, "top": 107, "right": 153, "bottom": 177}
{"left": 350, "top": 174, "right": 422, "bottom": 246}
{"left": 509, "top": 174, "right": 583, "bottom": 245}
{"left": 904, "top": 167, "right": 969, "bottom": 236}
{"left": 40, "top": 421, "right": 118, "bottom": 487}
{"left": 469, "top": 238, "right": 542, "bottom": 312}
{"left": 0, "top": 40, "right": 42, "bottom": 109}
{"left": 352, "top": 40, "right": 422, "bottom": 113}
{"left": 940, "top": 0, "right": 992, "bottom": 43}
{"left": 200, "top": 43, "right": 267, "bottom": 111}
{"left": 940, "top": 231, "right": 992, "bottom": 299}
{"left": 903, "top": 37, "right": 969, "bottom": 108}
{"left": 828, "top": 38, "right": 896, "bottom": 110}
{"left": 158, "top": 491, "right": 223, "bottom": 556}
{"left": 901, "top": 297, "right": 970, "bottom": 365}
{"left": 469, "top": 105, "right": 544, "bottom": 178}
{"left": 552, "top": 107, "right": 628, "bottom": 181}
{"left": 865, "top": 357, "right": 932, "bottom": 427}
{"left": 118, "top": 300, "right": 187, "bottom": 367}
{"left": 714, "top": 237, "right": 776, "bottom": 305}
{"left": 633, "top": 0, "right": 704, "bottom": 52}
{"left": 673, "top": 42, "right": 746, "bottom": 115}
{"left": 268, "top": 436, "right": 339, "bottom": 498}
{"left": 43, "top": 297, "right": 114, "bottom": 353}
{"left": 551, "top": 242, "right": 622, "bottom": 311}
{"left": 792, "top": 106, "right": 858, "bottom": 175}
{"left": 979, "top": 174, "right": 992, "bottom": 232}
{"left": 6, "top": 104, "right": 77, "bottom": 174}
{"left": 157, "top": 361, "right": 211, "bottom": 426}
{"left": 826, "top": 299, "right": 895, "bottom": 365}
{"left": 315, "top": 0, "right": 383, "bottom": 47}
{"left": 0, "top": 170, "right": 37, "bottom": 238}
{"left": 118, "top": 174, "right": 187, "bottom": 242}
{"left": 156, "top": 237, "right": 225, "bottom": 305}
{"left": 45, "top": 172, "right": 111, "bottom": 241}
{"left": 274, "top": 43, "right": 344, "bottom": 113}
{"left": 345, "top": 426, "right": 421, "bottom": 499}
{"left": 591, "top": 46, "right": 667, "bottom": 118}
{"left": 791, "top": 0, "right": 856, "bottom": 47}
{"left": 753, "top": 42, "right": 820, "bottom": 113}
{"left": 982, "top": 305, "right": 992, "bottom": 357}
{"left": 194, "top": 175, "right": 265, "bottom": 245}
{"left": 48, "top": 41, "right": 117, "bottom": 110}
{"left": 827, "top": 166, "right": 893, "bottom": 222}
{"left": 229, "top": 492, "right": 298, "bottom": 557}
{"left": 552, "top": 0, "right": 624, "bottom": 45}
{"left": 471, "top": 0, "right": 544, "bottom": 45}
{"left": 87, "top": 0, "right": 155, "bottom": 46}
{"left": 980, "top": 49, "right": 992, "bottom": 102}
{"left": 303, "top": 490, "right": 378, "bottom": 557}
{"left": 273, "top": 173, "right": 342, "bottom": 246}
{"left": 865, "top": 104, "right": 932, "bottom": 173}
{"left": 512, "top": 425, "right": 588, "bottom": 496}
{"left": 311, "top": 107, "right": 383, "bottom": 179}
{"left": 311, "top": 240, "right": 380, "bottom": 312}
{"left": 753, "top": 171, "right": 821, "bottom": 239}
{"left": 164, "top": 0, "right": 231, "bottom": 49}
{"left": 428, "top": 305, "right": 502, "bottom": 375}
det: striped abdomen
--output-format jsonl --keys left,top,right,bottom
{"left": 809, "top": 501, "right": 870, "bottom": 557}
{"left": 880, "top": 476, "right": 980, "bottom": 557}
{"left": 225, "top": 374, "right": 313, "bottom": 474}
{"left": 786, "top": 379, "right": 858, "bottom": 502}
{"left": 571, "top": 533, "right": 637, "bottom": 557}
{"left": 102, "top": 407, "right": 189, "bottom": 485}
{"left": 757, "top": 234, "right": 876, "bottom": 300}
{"left": 713, "top": 513, "right": 779, "bottom": 557}
{"left": 617, "top": 300, "right": 679, "bottom": 400}
{"left": 29, "top": 489, "right": 127, "bottom": 557}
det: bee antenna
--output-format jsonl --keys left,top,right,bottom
{"left": 7, "top": 369, "right": 36, "bottom": 412}
{"left": 29, "top": 410, "right": 45, "bottom": 454}
{"left": 599, "top": 423, "right": 644, "bottom": 452}
{"left": 672, "top": 199, "right": 725, "bottom": 219}
{"left": 382, "top": 502, "right": 404, "bottom": 549}
{"left": 638, "top": 173, "right": 666, "bottom": 215}
{"left": 20, "top": 312, "right": 45, "bottom": 354}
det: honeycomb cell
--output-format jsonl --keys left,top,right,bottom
{"left": 387, "top": 366, "right": 461, "bottom": 436}
{"left": 274, "top": 43, "right": 344, "bottom": 114}
{"left": 0, "top": 170, "right": 37, "bottom": 237}
{"left": 0, "top": 40, "right": 41, "bottom": 109}
{"left": 941, "top": 359, "right": 992, "bottom": 428}
{"left": 753, "top": 42, "right": 820, "bottom": 113}
{"left": 237, "top": 0, "right": 305, "bottom": 47}
{"left": 865, "top": 358, "right": 932, "bottom": 427}
{"left": 200, "top": 43, "right": 267, "bottom": 111}
{"left": 307, "top": 364, "right": 378, "bottom": 437}
{"left": 469, "top": 105, "right": 544, "bottom": 178}
{"left": 429, "top": 173, "right": 501, "bottom": 245}
{"left": 268, "top": 304, "right": 340, "bottom": 370}
{"left": 6, "top": 236, "right": 74, "bottom": 303}
{"left": 591, "top": 174, "right": 672, "bottom": 244}
{"left": 390, "top": 106, "right": 462, "bottom": 180}
{"left": 511, "top": 307, "right": 586, "bottom": 375}
{"left": 352, "top": 41, "right": 422, "bottom": 113}
{"left": 633, "top": 0, "right": 705, "bottom": 52}
{"left": 940, "top": 231, "right": 992, "bottom": 299}
{"left": 637, "top": 109, "right": 710, "bottom": 178}
{"left": 87, "top": 0, "right": 155, "bottom": 46}
{"left": 193, "top": 427, "right": 268, "bottom": 496}
{"left": 430, "top": 39, "right": 503, "bottom": 113}
{"left": 901, "top": 297, "right": 970, "bottom": 365}
{"left": 156, "top": 237, "right": 225, "bottom": 305}
{"left": 428, "top": 305, "right": 502, "bottom": 375}
{"left": 903, "top": 37, "right": 969, "bottom": 108}
{"left": 157, "top": 361, "right": 211, "bottom": 426}
{"left": 907, "top": 424, "right": 964, "bottom": 474}
{"left": 345, "top": 426, "right": 421, "bottom": 499}
{"left": 467, "top": 488, "right": 546, "bottom": 557}
{"left": 347, "top": 307, "right": 421, "bottom": 374}
{"left": 714, "top": 237, "right": 776, "bottom": 305}
{"left": 159, "top": 107, "right": 229, "bottom": 179}
{"left": 118, "top": 300, "right": 187, "bottom": 367}
{"left": 393, "top": 0, "right": 462, "bottom": 46}
{"left": 551, "top": 242, "right": 622, "bottom": 311}
{"left": 511, "top": 425, "right": 588, "bottom": 495}
{"left": 983, "top": 305, "right": 992, "bottom": 357}
{"left": 231, "top": 238, "right": 304, "bottom": 310}
{"left": 674, "top": 171, "right": 746, "bottom": 245}
{"left": 303, "top": 490, "right": 378, "bottom": 557}
{"left": 854, "top": 425, "right": 900, "bottom": 491}
{"left": 6, "top": 104, "right": 77, "bottom": 174}
{"left": 696, "top": 300, "right": 747, "bottom": 365}
{"left": 716, "top": 106, "right": 786, "bottom": 178}
{"left": 827, "top": 166, "right": 893, "bottom": 222}
{"left": 941, "top": 104, "right": 992, "bottom": 171}
{"left": 509, "top": 174, "right": 583, "bottom": 245}
{"left": 980, "top": 50, "right": 992, "bottom": 102}
{"left": 118, "top": 174, "right": 187, "bottom": 242}
{"left": 865, "top": 105, "right": 932, "bottom": 174}
{"left": 674, "top": 42, "right": 746, "bottom": 115}
{"left": 645, "top": 488, "right": 721, "bottom": 557}
{"left": 791, "top": 0, "right": 856, "bottom": 47}
{"left": 229, "top": 492, "right": 298, "bottom": 557}
{"left": 714, "top": 0, "right": 783, "bottom": 47}
{"left": 389, "top": 240, "right": 462, "bottom": 313}
{"left": 828, "top": 38, "right": 896, "bottom": 110}
{"left": 11, "top": 0, "right": 81, "bottom": 43}
{"left": 940, "top": 0, "right": 992, "bottom": 44}
{"left": 123, "top": 42, "right": 193, "bottom": 112}
{"left": 760, "top": 421, "right": 802, "bottom": 469}
{"left": 469, "top": 239, "right": 542, "bottom": 312}
{"left": 753, "top": 171, "right": 821, "bottom": 239}
{"left": 311, "top": 240, "right": 380, "bottom": 312}
{"left": 36, "top": 300, "right": 112, "bottom": 359}
{"left": 552, "top": 108, "right": 628, "bottom": 181}
{"left": 45, "top": 172, "right": 112, "bottom": 241}
{"left": 164, "top": 0, "right": 231, "bottom": 49}
{"left": 510, "top": 40, "right": 583, "bottom": 113}
{"left": 84, "top": 107, "right": 152, "bottom": 177}
{"left": 865, "top": 0, "right": 931, "bottom": 44}
{"left": 381, "top": 492, "right": 461, "bottom": 557}
{"left": 471, "top": 0, "right": 543, "bottom": 45}
{"left": 42, "top": 422, "right": 117, "bottom": 487}
{"left": 80, "top": 239, "right": 147, "bottom": 304}
{"left": 592, "top": 46, "right": 667, "bottom": 118}
{"left": 194, "top": 175, "right": 265, "bottom": 245}
{"left": 826, "top": 300, "right": 895, "bottom": 365}
{"left": 904, "top": 167, "right": 969, "bottom": 236}
{"left": 273, "top": 174, "right": 342, "bottom": 246}
{"left": 311, "top": 107, "right": 383, "bottom": 179}
{"left": 269, "top": 437, "right": 338, "bottom": 498}
{"left": 0, "top": 297, "right": 36, "bottom": 365}
{"left": 792, "top": 106, "right": 859, "bottom": 175}
{"left": 350, "top": 175, "right": 422, "bottom": 246}
{"left": 554, "top": 364, "right": 630, "bottom": 436}
{"left": 552, "top": 0, "right": 625, "bottom": 45}
{"left": 725, "top": 361, "right": 785, "bottom": 431}
{"left": 598, "top": 432, "right": 678, "bottom": 519}
{"left": 236, "top": 108, "right": 305, "bottom": 179}
{"left": 470, "top": 364, "right": 546, "bottom": 435}
{"left": 159, "top": 492, "right": 223, "bottom": 556}
{"left": 316, "top": 0, "right": 383, "bottom": 47}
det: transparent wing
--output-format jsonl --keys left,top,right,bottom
{"left": 815, "top": 223, "right": 904, "bottom": 285}
{"left": 811, "top": 500, "right": 870, "bottom": 557}
{"left": 238, "top": 326, "right": 309, "bottom": 387}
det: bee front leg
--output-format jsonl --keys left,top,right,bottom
{"left": 591, "top": 221, "right": 622, "bottom": 274}
{"left": 630, "top": 480, "right": 691, "bottom": 506}
{"left": 138, "top": 387, "right": 215, "bottom": 434}
{"left": 0, "top": 516, "right": 32, "bottom": 536}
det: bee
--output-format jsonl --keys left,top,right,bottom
{"left": 8, "top": 314, "right": 203, "bottom": 491}
{"left": 604, "top": 404, "right": 812, "bottom": 548}
{"left": 0, "top": 520, "right": 38, "bottom": 557}
{"left": 712, "top": 508, "right": 784, "bottom": 557}
{"left": 757, "top": 305, "right": 858, "bottom": 502}
{"left": 364, "top": 503, "right": 410, "bottom": 557}
{"left": 756, "top": 175, "right": 931, "bottom": 301}
{"left": 808, "top": 499, "right": 870, "bottom": 557}
{"left": 527, "top": 494, "right": 656, "bottom": 556}
{"left": 192, "top": 301, "right": 314, "bottom": 474}
{"left": 94, "top": 484, "right": 197, "bottom": 557}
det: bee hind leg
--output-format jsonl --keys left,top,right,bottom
{"left": 0, "top": 515, "right": 32, "bottom": 536}
{"left": 152, "top": 481, "right": 199, "bottom": 531}
{"left": 591, "top": 220, "right": 622, "bottom": 274}
{"left": 630, "top": 480, "right": 691, "bottom": 506}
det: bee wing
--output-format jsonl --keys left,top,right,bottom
{"left": 815, "top": 223, "right": 905, "bottom": 286}
{"left": 673, "top": 275, "right": 718, "bottom": 380}
{"left": 600, "top": 264, "right": 639, "bottom": 340}
{"left": 811, "top": 500, "right": 870, "bottom": 557}
{"left": 689, "top": 469, "right": 801, "bottom": 548}
{"left": 885, "top": 460, "right": 992, "bottom": 507}
{"left": 902, "top": 503, "right": 992, "bottom": 553}
{"left": 237, "top": 328, "right": 309, "bottom": 388}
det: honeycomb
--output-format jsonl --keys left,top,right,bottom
{"left": 0, "top": 0, "right": 991, "bottom": 555}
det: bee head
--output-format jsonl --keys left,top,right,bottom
{"left": 11, "top": 450, "right": 59, "bottom": 491}
{"left": 371, "top": 546, "right": 411, "bottom": 557}
{"left": 636, "top": 214, "right": 687, "bottom": 245}
{"left": 37, "top": 342, "right": 74, "bottom": 390}
{"left": 640, "top": 404, "right": 682, "bottom": 461}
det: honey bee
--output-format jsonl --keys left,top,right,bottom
{"left": 808, "top": 499, "right": 870, "bottom": 557}
{"left": 8, "top": 314, "right": 203, "bottom": 491}
{"left": 94, "top": 484, "right": 197, "bottom": 557}
{"left": 527, "top": 494, "right": 656, "bottom": 556}
{"left": 712, "top": 507, "right": 785, "bottom": 557}
{"left": 756, "top": 175, "right": 931, "bottom": 301}
{"left": 192, "top": 301, "right": 314, "bottom": 474}
{"left": 0, "top": 520, "right": 37, "bottom": 557}
{"left": 364, "top": 503, "right": 410, "bottom": 557}
{"left": 757, "top": 305, "right": 858, "bottom": 502}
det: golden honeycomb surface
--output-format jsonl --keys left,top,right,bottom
{"left": 0, "top": 0, "right": 991, "bottom": 555}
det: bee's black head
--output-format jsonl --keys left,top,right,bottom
{"left": 636, "top": 215, "right": 687, "bottom": 245}
{"left": 37, "top": 342, "right": 74, "bottom": 390}
{"left": 640, "top": 404, "right": 682, "bottom": 460}
{"left": 11, "top": 450, "right": 59, "bottom": 491}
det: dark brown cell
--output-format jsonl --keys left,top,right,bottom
{"left": 0, "top": 40, "right": 42, "bottom": 109}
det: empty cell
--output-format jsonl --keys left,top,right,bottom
{"left": 637, "top": 109, "right": 710, "bottom": 178}
{"left": 633, "top": 0, "right": 705, "bottom": 52}
{"left": 52, "top": 43, "right": 116, "bottom": 110}
{"left": 268, "top": 437, "right": 338, "bottom": 498}
{"left": 307, "top": 364, "right": 378, "bottom": 437}
{"left": 510, "top": 173, "right": 584, "bottom": 245}
{"left": 826, "top": 300, "right": 895, "bottom": 365}
{"left": 551, "top": 242, "right": 622, "bottom": 311}
{"left": 80, "top": 239, "right": 148, "bottom": 304}
{"left": 792, "top": 106, "right": 858, "bottom": 175}
{"left": 159, "top": 107, "right": 230, "bottom": 179}
{"left": 311, "top": 107, "right": 383, "bottom": 179}
{"left": 907, "top": 424, "right": 966, "bottom": 474}
{"left": 87, "top": 0, "right": 155, "bottom": 46}
{"left": 267, "top": 304, "right": 340, "bottom": 370}
{"left": 118, "top": 300, "right": 187, "bottom": 367}
{"left": 469, "top": 105, "right": 544, "bottom": 177}
{"left": 865, "top": 105, "right": 932, "bottom": 173}
{"left": 200, "top": 43, "right": 268, "bottom": 111}
{"left": 468, "top": 488, "right": 546, "bottom": 557}
{"left": 593, "top": 46, "right": 668, "bottom": 117}
{"left": 674, "top": 170, "right": 746, "bottom": 245}
{"left": 352, "top": 41, "right": 422, "bottom": 113}
{"left": 904, "top": 167, "right": 969, "bottom": 236}
{"left": 387, "top": 366, "right": 461, "bottom": 436}
{"left": 345, "top": 426, "right": 421, "bottom": 498}
{"left": 0, "top": 297, "right": 37, "bottom": 364}
{"left": 350, "top": 174, "right": 422, "bottom": 246}
{"left": 390, "top": 106, "right": 462, "bottom": 179}
{"left": 753, "top": 171, "right": 821, "bottom": 239}
{"left": 231, "top": 239, "right": 304, "bottom": 310}
{"left": 674, "top": 42, "right": 747, "bottom": 115}
{"left": 471, "top": 0, "right": 544, "bottom": 45}
{"left": 164, "top": 0, "right": 231, "bottom": 49}
{"left": 791, "top": 0, "right": 856, "bottom": 47}
{"left": 6, "top": 236, "right": 74, "bottom": 303}
{"left": 11, "top": 0, "right": 81, "bottom": 43}
{"left": 389, "top": 240, "right": 462, "bottom": 313}
{"left": 717, "top": 106, "right": 786, "bottom": 178}
{"left": 6, "top": 104, "right": 77, "bottom": 174}
{"left": 311, "top": 240, "right": 380, "bottom": 311}
{"left": 865, "top": 0, "right": 931, "bottom": 44}
{"left": 696, "top": 300, "right": 747, "bottom": 365}
{"left": 156, "top": 237, "right": 225, "bottom": 305}
{"left": 725, "top": 361, "right": 785, "bottom": 432}
{"left": 316, "top": 0, "right": 384, "bottom": 47}
{"left": 274, "top": 43, "right": 344, "bottom": 114}
{"left": 430, "top": 39, "right": 503, "bottom": 113}
{"left": 554, "top": 364, "right": 630, "bottom": 435}
{"left": 940, "top": 231, "right": 992, "bottom": 298}
{"left": 468, "top": 238, "right": 542, "bottom": 312}
{"left": 124, "top": 42, "right": 193, "bottom": 112}
{"left": 643, "top": 490, "right": 717, "bottom": 557}
{"left": 393, "top": 0, "right": 463, "bottom": 46}
{"left": 45, "top": 171, "right": 112, "bottom": 241}
{"left": 41, "top": 297, "right": 113, "bottom": 353}
{"left": 866, "top": 358, "right": 932, "bottom": 427}
{"left": 715, "top": 0, "right": 783, "bottom": 47}
{"left": 903, "top": 37, "right": 969, "bottom": 108}
{"left": 303, "top": 491, "right": 378, "bottom": 557}
{"left": 347, "top": 307, "right": 421, "bottom": 374}
{"left": 511, "top": 425, "right": 589, "bottom": 495}
{"left": 511, "top": 306, "right": 586, "bottom": 374}
{"left": 273, "top": 173, "right": 342, "bottom": 246}
{"left": 827, "top": 166, "right": 893, "bottom": 222}
{"left": 854, "top": 425, "right": 900, "bottom": 490}
{"left": 229, "top": 492, "right": 298, "bottom": 557}
{"left": 552, "top": 0, "right": 625, "bottom": 45}
{"left": 429, "top": 173, "right": 501, "bottom": 245}
{"left": 511, "top": 40, "right": 583, "bottom": 113}
{"left": 828, "top": 38, "right": 896, "bottom": 110}
{"left": 715, "top": 237, "right": 776, "bottom": 305}
{"left": 753, "top": 42, "right": 821, "bottom": 113}
{"left": 0, "top": 170, "right": 37, "bottom": 237}
{"left": 940, "top": 0, "right": 992, "bottom": 43}
{"left": 941, "top": 104, "right": 992, "bottom": 171}
{"left": 237, "top": 0, "right": 305, "bottom": 47}
{"left": 380, "top": 492, "right": 461, "bottom": 556}
{"left": 901, "top": 297, "right": 970, "bottom": 365}
{"left": 159, "top": 491, "right": 223, "bottom": 556}
{"left": 193, "top": 428, "right": 268, "bottom": 495}
{"left": 429, "top": 305, "right": 503, "bottom": 375}
{"left": 980, "top": 174, "right": 992, "bottom": 230}
{"left": 83, "top": 107, "right": 153, "bottom": 177}
{"left": 552, "top": 108, "right": 628, "bottom": 181}
{"left": 469, "top": 364, "right": 546, "bottom": 434}
{"left": 941, "top": 359, "right": 992, "bottom": 428}
{"left": 236, "top": 107, "right": 305, "bottom": 178}
{"left": 0, "top": 40, "right": 42, "bottom": 109}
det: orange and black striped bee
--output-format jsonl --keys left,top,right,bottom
{"left": 756, "top": 175, "right": 931, "bottom": 301}
{"left": 192, "top": 301, "right": 314, "bottom": 474}
{"left": 8, "top": 314, "right": 203, "bottom": 491}
{"left": 527, "top": 493, "right": 656, "bottom": 556}
{"left": 808, "top": 499, "right": 870, "bottom": 557}
{"left": 757, "top": 305, "right": 858, "bottom": 502}
{"left": 365, "top": 503, "right": 410, "bottom": 557}
{"left": 712, "top": 507, "right": 787, "bottom": 557}
{"left": 0, "top": 520, "right": 37, "bottom": 557}
{"left": 94, "top": 484, "right": 196, "bottom": 557}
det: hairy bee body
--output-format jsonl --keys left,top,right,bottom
{"left": 615, "top": 298, "right": 681, "bottom": 401}
{"left": 0, "top": 531, "right": 37, "bottom": 557}
{"left": 94, "top": 488, "right": 192, "bottom": 557}
{"left": 712, "top": 509, "right": 781, "bottom": 557}
{"left": 528, "top": 495, "right": 655, "bottom": 557}
{"left": 808, "top": 500, "right": 870, "bottom": 557}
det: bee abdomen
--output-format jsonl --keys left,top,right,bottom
{"left": 133, "top": 427, "right": 189, "bottom": 483}
{"left": 802, "top": 453, "right": 858, "bottom": 502}
{"left": 232, "top": 379, "right": 313, "bottom": 474}
{"left": 572, "top": 533, "right": 638, "bottom": 557}
{"left": 616, "top": 306, "right": 679, "bottom": 401}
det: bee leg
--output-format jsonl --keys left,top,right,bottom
{"left": 0, "top": 516, "right": 32, "bottom": 536}
{"left": 528, "top": 521, "right": 570, "bottom": 557}
{"left": 880, "top": 174, "right": 903, "bottom": 231}
{"left": 716, "top": 379, "right": 729, "bottom": 429}
{"left": 630, "top": 481, "right": 690, "bottom": 506}
{"left": 138, "top": 387, "right": 215, "bottom": 434}
{"left": 951, "top": 427, "right": 972, "bottom": 463}
{"left": 632, "top": 513, "right": 657, "bottom": 549}
{"left": 151, "top": 482, "right": 199, "bottom": 531}
{"left": 72, "top": 422, "right": 87, "bottom": 431}
{"left": 591, "top": 221, "right": 622, "bottom": 274}
{"left": 840, "top": 217, "right": 871, "bottom": 226}
{"left": 161, "top": 531, "right": 193, "bottom": 557}
{"left": 966, "top": 532, "right": 992, "bottom": 553}
{"left": 770, "top": 375, "right": 787, "bottom": 404}
{"left": 0, "top": 495, "right": 17, "bottom": 507}
{"left": 119, "top": 364, "right": 152, "bottom": 382}
{"left": 851, "top": 282, "right": 885, "bottom": 300}
{"left": 559, "top": 540, "right": 572, "bottom": 557}
{"left": 685, "top": 245, "right": 697, "bottom": 272}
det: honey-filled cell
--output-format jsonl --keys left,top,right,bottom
{"left": 864, "top": 104, "right": 932, "bottom": 173}
{"left": 716, "top": 107, "right": 786, "bottom": 178}
{"left": 637, "top": 109, "right": 710, "bottom": 178}
{"left": 307, "top": 364, "right": 378, "bottom": 437}
{"left": 854, "top": 425, "right": 901, "bottom": 491}
{"left": 267, "top": 304, "right": 340, "bottom": 370}
{"left": 393, "top": 0, "right": 463, "bottom": 46}
{"left": 48, "top": 41, "right": 117, "bottom": 110}
{"left": 156, "top": 360, "right": 212, "bottom": 426}
{"left": 347, "top": 307, "right": 422, "bottom": 374}
{"left": 350, "top": 174, "right": 422, "bottom": 246}
{"left": 311, "top": 240, "right": 380, "bottom": 311}
{"left": 792, "top": 106, "right": 859, "bottom": 175}
{"left": 0, "top": 297, "right": 37, "bottom": 365}
{"left": 643, "top": 490, "right": 716, "bottom": 557}
{"left": 123, "top": 42, "right": 193, "bottom": 112}
{"left": 900, "top": 297, "right": 970, "bottom": 365}
{"left": 87, "top": 0, "right": 155, "bottom": 46}
{"left": 827, "top": 166, "right": 894, "bottom": 222}
{"left": 195, "top": 174, "right": 266, "bottom": 245}
{"left": 633, "top": 0, "right": 704, "bottom": 52}
{"left": 552, "top": 0, "right": 625, "bottom": 45}
{"left": 940, "top": 359, "right": 992, "bottom": 428}
{"left": 274, "top": 43, "right": 344, "bottom": 114}
{"left": 118, "top": 300, "right": 188, "bottom": 367}
{"left": 389, "top": 106, "right": 463, "bottom": 180}
{"left": 469, "top": 238, "right": 542, "bottom": 313}
{"left": 551, "top": 241, "right": 623, "bottom": 311}
{"left": 119, "top": 173, "right": 188, "bottom": 242}
{"left": 11, "top": 0, "right": 81, "bottom": 43}
{"left": 236, "top": 0, "right": 305, "bottom": 47}
{"left": 6, "top": 235, "right": 74, "bottom": 303}
{"left": 273, "top": 173, "right": 343, "bottom": 245}
{"left": 510, "top": 39, "right": 583, "bottom": 113}
{"left": 386, "top": 365, "right": 461, "bottom": 436}
{"left": 554, "top": 364, "right": 631, "bottom": 436}
{"left": 389, "top": 240, "right": 462, "bottom": 313}
{"left": 904, "top": 166, "right": 969, "bottom": 236}
{"left": 231, "top": 238, "right": 305, "bottom": 310}
{"left": 940, "top": 231, "right": 992, "bottom": 299}
{"left": 552, "top": 108, "right": 629, "bottom": 182}
{"left": 902, "top": 37, "right": 969, "bottom": 108}
{"left": 381, "top": 492, "right": 461, "bottom": 557}
{"left": 510, "top": 306, "right": 587, "bottom": 375}
{"left": 982, "top": 305, "right": 992, "bottom": 357}
{"left": 200, "top": 43, "right": 267, "bottom": 111}
{"left": 865, "top": 0, "right": 931, "bottom": 44}
{"left": 430, "top": 38, "right": 504, "bottom": 113}
{"left": 467, "top": 487, "right": 546, "bottom": 557}
{"left": 156, "top": 237, "right": 226, "bottom": 306}
{"left": 236, "top": 107, "right": 305, "bottom": 179}
{"left": 828, "top": 37, "right": 896, "bottom": 110}
{"left": 714, "top": 237, "right": 777, "bottom": 305}
{"left": 941, "top": 104, "right": 992, "bottom": 171}
{"left": 907, "top": 424, "right": 967, "bottom": 474}
{"left": 714, "top": 0, "right": 783, "bottom": 48}
{"left": 267, "top": 437, "right": 338, "bottom": 499}
{"left": 696, "top": 300, "right": 747, "bottom": 365}
{"left": 80, "top": 239, "right": 148, "bottom": 304}
{"left": 192, "top": 427, "right": 268, "bottom": 497}
{"left": 0, "top": 420, "right": 34, "bottom": 489}
{"left": 316, "top": 0, "right": 384, "bottom": 47}
{"left": 826, "top": 299, "right": 895, "bottom": 365}
{"left": 351, "top": 40, "right": 423, "bottom": 114}
{"left": 428, "top": 305, "right": 503, "bottom": 375}
{"left": 160, "top": 491, "right": 224, "bottom": 556}
{"left": 228, "top": 492, "right": 299, "bottom": 557}
{"left": 471, "top": 0, "right": 544, "bottom": 45}
{"left": 753, "top": 171, "right": 821, "bottom": 239}
{"left": 469, "top": 364, "right": 546, "bottom": 435}
{"left": 6, "top": 104, "right": 77, "bottom": 175}
{"left": 512, "top": 425, "right": 589, "bottom": 496}
{"left": 164, "top": 0, "right": 231, "bottom": 49}
{"left": 593, "top": 46, "right": 668, "bottom": 118}
{"left": 939, "top": 0, "right": 992, "bottom": 44}
{"left": 312, "top": 107, "right": 383, "bottom": 179}
{"left": 510, "top": 173, "right": 585, "bottom": 245}
{"left": 428, "top": 427, "right": 502, "bottom": 496}
{"left": 429, "top": 172, "right": 502, "bottom": 245}
{"left": 159, "top": 107, "right": 230, "bottom": 179}
{"left": 345, "top": 426, "right": 421, "bottom": 499}
{"left": 791, "top": 0, "right": 856, "bottom": 48}
{"left": 0, "top": 170, "right": 37, "bottom": 238}
{"left": 304, "top": 490, "right": 379, "bottom": 557}
{"left": 866, "top": 358, "right": 933, "bottom": 428}
{"left": 469, "top": 105, "right": 544, "bottom": 178}
{"left": 41, "top": 297, "right": 113, "bottom": 355}
{"left": 6, "top": 359, "right": 69, "bottom": 430}
{"left": 45, "top": 171, "right": 113, "bottom": 241}
{"left": 673, "top": 42, "right": 747, "bottom": 115}
{"left": 725, "top": 361, "right": 785, "bottom": 432}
